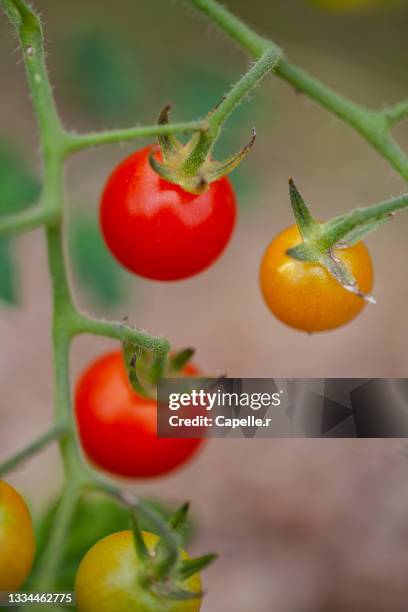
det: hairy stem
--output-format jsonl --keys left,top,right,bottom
{"left": 72, "top": 315, "right": 171, "bottom": 355}
{"left": 189, "top": 0, "right": 408, "bottom": 182}
{"left": 322, "top": 193, "right": 408, "bottom": 246}
{"left": 87, "top": 477, "right": 180, "bottom": 580}
{"left": 208, "top": 46, "right": 281, "bottom": 135}
{"left": 0, "top": 423, "right": 68, "bottom": 478}
{"left": 183, "top": 46, "right": 281, "bottom": 174}
{"left": 384, "top": 100, "right": 408, "bottom": 127}
{"left": 65, "top": 121, "right": 205, "bottom": 155}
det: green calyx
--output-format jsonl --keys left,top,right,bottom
{"left": 149, "top": 104, "right": 256, "bottom": 195}
{"left": 286, "top": 179, "right": 380, "bottom": 302}
{"left": 122, "top": 341, "right": 197, "bottom": 398}
{"left": 132, "top": 503, "right": 217, "bottom": 602}
{"left": 148, "top": 46, "right": 281, "bottom": 194}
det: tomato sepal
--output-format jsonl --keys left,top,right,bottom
{"left": 149, "top": 104, "right": 256, "bottom": 195}
{"left": 322, "top": 211, "right": 394, "bottom": 248}
{"left": 131, "top": 515, "right": 150, "bottom": 562}
{"left": 288, "top": 178, "right": 321, "bottom": 241}
{"left": 150, "top": 583, "right": 203, "bottom": 602}
{"left": 286, "top": 178, "right": 376, "bottom": 302}
{"left": 122, "top": 341, "right": 154, "bottom": 399}
{"left": 169, "top": 349, "right": 196, "bottom": 374}
{"left": 128, "top": 502, "right": 215, "bottom": 605}
{"left": 177, "top": 554, "right": 218, "bottom": 581}
{"left": 320, "top": 251, "right": 376, "bottom": 303}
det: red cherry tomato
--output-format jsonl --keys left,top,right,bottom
{"left": 100, "top": 146, "right": 236, "bottom": 281}
{"left": 75, "top": 351, "right": 204, "bottom": 478}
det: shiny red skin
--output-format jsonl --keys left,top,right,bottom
{"left": 75, "top": 351, "right": 204, "bottom": 478}
{"left": 100, "top": 146, "right": 237, "bottom": 281}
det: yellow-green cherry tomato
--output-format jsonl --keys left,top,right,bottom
{"left": 75, "top": 530, "right": 202, "bottom": 612}
{"left": 259, "top": 224, "right": 373, "bottom": 332}
{"left": 0, "top": 480, "right": 35, "bottom": 590}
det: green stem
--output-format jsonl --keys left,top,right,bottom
{"left": 322, "top": 192, "right": 408, "bottom": 246}
{"left": 188, "top": 0, "right": 269, "bottom": 57}
{"left": 208, "top": 46, "right": 281, "bottom": 135}
{"left": 73, "top": 315, "right": 171, "bottom": 354}
{"left": 65, "top": 121, "right": 205, "bottom": 155}
{"left": 34, "top": 479, "right": 82, "bottom": 593}
{"left": 0, "top": 206, "right": 57, "bottom": 238}
{"left": 1, "top": 0, "right": 201, "bottom": 596}
{"left": 87, "top": 478, "right": 180, "bottom": 580}
{"left": 1, "top": 0, "right": 63, "bottom": 148}
{"left": 0, "top": 422, "right": 68, "bottom": 478}
{"left": 33, "top": 229, "right": 83, "bottom": 592}
{"left": 188, "top": 0, "right": 408, "bottom": 183}
{"left": 184, "top": 46, "right": 280, "bottom": 174}
{"left": 384, "top": 100, "right": 408, "bottom": 127}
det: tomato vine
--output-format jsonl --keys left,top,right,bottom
{"left": 0, "top": 0, "right": 408, "bottom": 607}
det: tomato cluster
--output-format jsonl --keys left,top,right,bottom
{"left": 2, "top": 142, "right": 375, "bottom": 605}
{"left": 99, "top": 147, "right": 374, "bottom": 333}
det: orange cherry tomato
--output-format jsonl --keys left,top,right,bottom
{"left": 0, "top": 480, "right": 35, "bottom": 590}
{"left": 259, "top": 224, "right": 373, "bottom": 332}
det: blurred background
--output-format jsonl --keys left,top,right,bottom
{"left": 1, "top": 0, "right": 408, "bottom": 609}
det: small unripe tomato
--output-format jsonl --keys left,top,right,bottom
{"left": 0, "top": 480, "right": 35, "bottom": 590}
{"left": 259, "top": 224, "right": 373, "bottom": 332}
{"left": 75, "top": 530, "right": 202, "bottom": 612}
{"left": 75, "top": 351, "right": 204, "bottom": 478}
{"left": 100, "top": 146, "right": 236, "bottom": 281}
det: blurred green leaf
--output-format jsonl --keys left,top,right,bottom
{"left": 64, "top": 28, "right": 142, "bottom": 123}
{"left": 0, "top": 143, "right": 41, "bottom": 215}
{"left": 0, "top": 142, "right": 41, "bottom": 306}
{"left": 30, "top": 495, "right": 130, "bottom": 592}
{"left": 69, "top": 214, "right": 127, "bottom": 309}
{"left": 29, "top": 494, "right": 192, "bottom": 593}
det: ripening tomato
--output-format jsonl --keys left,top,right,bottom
{"left": 75, "top": 351, "right": 204, "bottom": 478}
{"left": 100, "top": 146, "right": 236, "bottom": 281}
{"left": 75, "top": 530, "right": 202, "bottom": 612}
{"left": 259, "top": 224, "right": 373, "bottom": 332}
{"left": 0, "top": 480, "right": 35, "bottom": 590}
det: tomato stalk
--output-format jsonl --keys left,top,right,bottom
{"left": 64, "top": 120, "right": 206, "bottom": 155}
{"left": 122, "top": 341, "right": 155, "bottom": 398}
{"left": 0, "top": 0, "right": 209, "bottom": 601}
{"left": 0, "top": 423, "right": 68, "bottom": 478}
{"left": 188, "top": 0, "right": 408, "bottom": 183}
{"left": 0, "top": 0, "right": 406, "bottom": 600}
{"left": 149, "top": 45, "right": 281, "bottom": 194}
{"left": 384, "top": 100, "right": 408, "bottom": 128}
